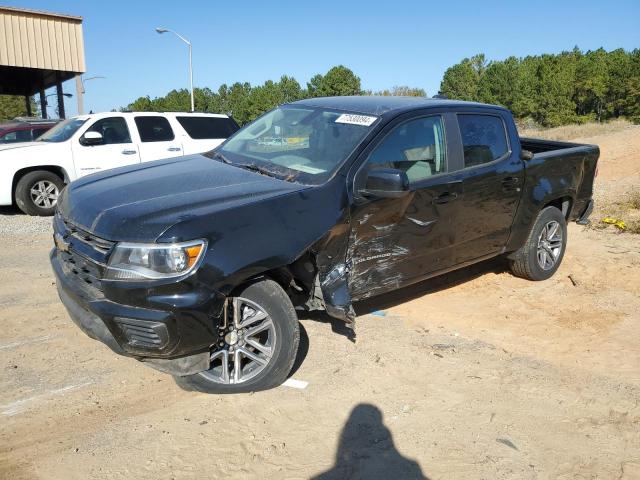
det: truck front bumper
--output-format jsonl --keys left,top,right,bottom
{"left": 51, "top": 249, "right": 222, "bottom": 376}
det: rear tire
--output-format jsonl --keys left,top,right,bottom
{"left": 174, "top": 279, "right": 300, "bottom": 394}
{"left": 509, "top": 206, "right": 567, "bottom": 281}
{"left": 15, "top": 170, "right": 64, "bottom": 216}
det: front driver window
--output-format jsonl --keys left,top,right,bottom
{"left": 84, "top": 117, "right": 131, "bottom": 145}
{"left": 367, "top": 116, "right": 446, "bottom": 183}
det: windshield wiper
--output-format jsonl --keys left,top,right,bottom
{"left": 237, "top": 163, "right": 280, "bottom": 178}
{"left": 214, "top": 152, "right": 295, "bottom": 182}
{"left": 212, "top": 151, "right": 232, "bottom": 164}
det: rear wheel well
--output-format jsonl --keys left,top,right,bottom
{"left": 543, "top": 196, "right": 572, "bottom": 219}
{"left": 12, "top": 166, "right": 67, "bottom": 203}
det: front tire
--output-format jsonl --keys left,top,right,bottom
{"left": 509, "top": 206, "right": 567, "bottom": 281}
{"left": 15, "top": 170, "right": 64, "bottom": 216}
{"left": 175, "top": 279, "right": 300, "bottom": 394}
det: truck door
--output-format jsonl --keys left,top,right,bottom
{"left": 449, "top": 112, "right": 524, "bottom": 264}
{"left": 133, "top": 116, "right": 184, "bottom": 162}
{"left": 348, "top": 113, "right": 461, "bottom": 300}
{"left": 71, "top": 116, "right": 141, "bottom": 177}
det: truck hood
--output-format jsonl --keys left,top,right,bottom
{"left": 58, "top": 154, "right": 307, "bottom": 242}
{"left": 0, "top": 141, "right": 51, "bottom": 152}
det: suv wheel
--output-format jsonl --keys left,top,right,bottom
{"left": 509, "top": 206, "right": 567, "bottom": 281}
{"left": 174, "top": 279, "right": 300, "bottom": 394}
{"left": 15, "top": 170, "right": 64, "bottom": 216}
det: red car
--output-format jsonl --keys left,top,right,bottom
{"left": 0, "top": 118, "right": 59, "bottom": 144}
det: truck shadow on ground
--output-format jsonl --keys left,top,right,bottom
{"left": 311, "top": 403, "right": 430, "bottom": 480}
{"left": 300, "top": 256, "right": 508, "bottom": 340}
{"left": 0, "top": 206, "right": 22, "bottom": 215}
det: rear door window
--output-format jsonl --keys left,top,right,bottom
{"left": 458, "top": 114, "right": 509, "bottom": 167}
{"left": 135, "top": 116, "right": 175, "bottom": 142}
{"left": 176, "top": 116, "right": 239, "bottom": 139}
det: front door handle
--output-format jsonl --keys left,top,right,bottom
{"left": 121, "top": 149, "right": 137, "bottom": 155}
{"left": 502, "top": 176, "right": 521, "bottom": 191}
{"left": 433, "top": 192, "right": 458, "bottom": 204}
{"left": 167, "top": 147, "right": 181, "bottom": 152}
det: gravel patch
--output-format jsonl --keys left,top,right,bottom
{"left": 0, "top": 207, "right": 53, "bottom": 237}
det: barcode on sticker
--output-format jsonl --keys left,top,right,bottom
{"left": 335, "top": 114, "right": 377, "bottom": 126}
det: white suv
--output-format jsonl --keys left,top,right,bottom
{"left": 0, "top": 111, "right": 239, "bottom": 215}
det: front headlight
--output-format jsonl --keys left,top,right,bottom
{"left": 105, "top": 239, "right": 207, "bottom": 281}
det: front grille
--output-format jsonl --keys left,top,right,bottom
{"left": 115, "top": 317, "right": 169, "bottom": 349}
{"left": 63, "top": 219, "right": 114, "bottom": 254}
{"left": 54, "top": 215, "right": 115, "bottom": 299}
{"left": 58, "top": 249, "right": 105, "bottom": 298}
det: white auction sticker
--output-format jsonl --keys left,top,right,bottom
{"left": 335, "top": 113, "right": 378, "bottom": 127}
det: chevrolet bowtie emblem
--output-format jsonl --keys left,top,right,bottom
{"left": 54, "top": 233, "right": 71, "bottom": 252}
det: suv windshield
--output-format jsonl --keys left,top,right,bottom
{"left": 215, "top": 106, "right": 378, "bottom": 184}
{"left": 37, "top": 118, "right": 87, "bottom": 143}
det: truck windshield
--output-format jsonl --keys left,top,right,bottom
{"left": 216, "top": 106, "right": 378, "bottom": 184}
{"left": 37, "top": 118, "right": 87, "bottom": 143}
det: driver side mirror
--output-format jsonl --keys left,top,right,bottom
{"left": 80, "top": 131, "right": 103, "bottom": 146}
{"left": 359, "top": 168, "right": 410, "bottom": 199}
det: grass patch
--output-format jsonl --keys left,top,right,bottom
{"left": 592, "top": 190, "right": 640, "bottom": 234}
{"left": 519, "top": 119, "right": 633, "bottom": 141}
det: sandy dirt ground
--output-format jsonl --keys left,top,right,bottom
{"left": 1, "top": 126, "right": 639, "bottom": 480}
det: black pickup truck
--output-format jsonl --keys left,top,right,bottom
{"left": 51, "top": 97, "right": 598, "bottom": 393}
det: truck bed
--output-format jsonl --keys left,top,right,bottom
{"left": 520, "top": 137, "right": 597, "bottom": 155}
{"left": 519, "top": 136, "right": 599, "bottom": 220}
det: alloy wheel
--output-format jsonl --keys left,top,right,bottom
{"left": 202, "top": 297, "right": 277, "bottom": 384}
{"left": 30, "top": 180, "right": 59, "bottom": 208}
{"left": 536, "top": 220, "right": 563, "bottom": 270}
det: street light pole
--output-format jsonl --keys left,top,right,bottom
{"left": 82, "top": 76, "right": 107, "bottom": 94}
{"left": 155, "top": 27, "right": 194, "bottom": 112}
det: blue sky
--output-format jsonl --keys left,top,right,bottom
{"left": 7, "top": 0, "right": 640, "bottom": 116}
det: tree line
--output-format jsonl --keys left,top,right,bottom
{"left": 440, "top": 48, "right": 640, "bottom": 126}
{"left": 2, "top": 48, "right": 638, "bottom": 126}
{"left": 126, "top": 65, "right": 425, "bottom": 125}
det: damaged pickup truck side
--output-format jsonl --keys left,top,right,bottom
{"left": 51, "top": 96, "right": 599, "bottom": 393}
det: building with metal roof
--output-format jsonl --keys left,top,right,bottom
{"left": 0, "top": 5, "right": 86, "bottom": 118}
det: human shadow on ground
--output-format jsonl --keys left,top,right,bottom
{"left": 312, "top": 403, "right": 429, "bottom": 480}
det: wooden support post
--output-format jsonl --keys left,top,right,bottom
{"left": 39, "top": 89, "right": 47, "bottom": 119}
{"left": 56, "top": 78, "right": 65, "bottom": 119}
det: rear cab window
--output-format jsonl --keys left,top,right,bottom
{"left": 176, "top": 116, "right": 239, "bottom": 139}
{"left": 0, "top": 129, "right": 31, "bottom": 143}
{"left": 458, "top": 114, "right": 509, "bottom": 167}
{"left": 31, "top": 127, "right": 50, "bottom": 139}
{"left": 135, "top": 116, "right": 175, "bottom": 142}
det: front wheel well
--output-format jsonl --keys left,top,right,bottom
{"left": 12, "top": 166, "right": 68, "bottom": 203}
{"left": 228, "top": 254, "right": 319, "bottom": 308}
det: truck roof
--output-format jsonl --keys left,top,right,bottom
{"left": 68, "top": 111, "right": 233, "bottom": 122}
{"left": 290, "top": 96, "right": 507, "bottom": 116}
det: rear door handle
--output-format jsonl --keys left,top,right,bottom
{"left": 167, "top": 147, "right": 181, "bottom": 152}
{"left": 433, "top": 192, "right": 458, "bottom": 204}
{"left": 121, "top": 149, "right": 137, "bottom": 155}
